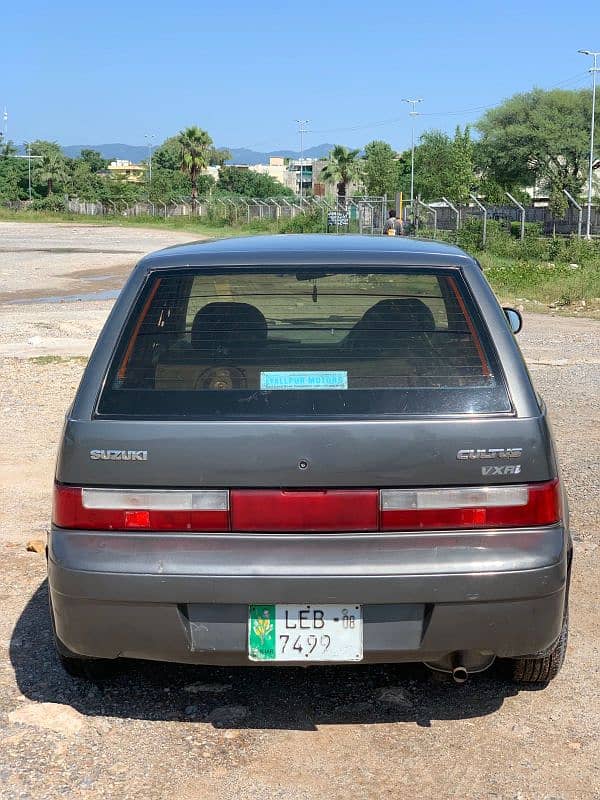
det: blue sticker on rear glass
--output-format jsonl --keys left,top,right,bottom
{"left": 260, "top": 371, "right": 348, "bottom": 390}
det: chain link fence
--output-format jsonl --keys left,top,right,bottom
{"left": 404, "top": 197, "right": 600, "bottom": 238}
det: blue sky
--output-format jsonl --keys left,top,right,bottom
{"left": 0, "top": 0, "right": 597, "bottom": 152}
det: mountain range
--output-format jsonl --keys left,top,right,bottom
{"left": 59, "top": 143, "right": 336, "bottom": 165}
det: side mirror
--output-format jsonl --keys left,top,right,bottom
{"left": 503, "top": 307, "right": 522, "bottom": 334}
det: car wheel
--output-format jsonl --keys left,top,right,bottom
{"left": 511, "top": 608, "right": 568, "bottom": 685}
{"left": 49, "top": 594, "right": 118, "bottom": 681}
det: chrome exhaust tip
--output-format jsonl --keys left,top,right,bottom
{"left": 451, "top": 665, "right": 469, "bottom": 684}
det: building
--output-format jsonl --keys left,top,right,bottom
{"left": 106, "top": 160, "right": 147, "bottom": 183}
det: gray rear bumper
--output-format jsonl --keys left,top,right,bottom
{"left": 48, "top": 525, "right": 569, "bottom": 665}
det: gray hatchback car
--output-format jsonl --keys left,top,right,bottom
{"left": 49, "top": 235, "right": 570, "bottom": 685}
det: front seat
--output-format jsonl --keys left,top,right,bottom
{"left": 345, "top": 298, "right": 435, "bottom": 351}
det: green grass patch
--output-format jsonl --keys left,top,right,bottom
{"left": 30, "top": 355, "right": 89, "bottom": 365}
{"left": 479, "top": 253, "right": 600, "bottom": 311}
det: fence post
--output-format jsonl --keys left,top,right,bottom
{"left": 506, "top": 192, "right": 525, "bottom": 240}
{"left": 418, "top": 199, "right": 437, "bottom": 236}
{"left": 563, "top": 189, "right": 583, "bottom": 239}
{"left": 441, "top": 197, "right": 460, "bottom": 230}
{"left": 469, "top": 194, "right": 488, "bottom": 247}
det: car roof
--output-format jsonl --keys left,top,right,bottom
{"left": 137, "top": 234, "right": 476, "bottom": 271}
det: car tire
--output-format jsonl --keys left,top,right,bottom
{"left": 49, "top": 594, "right": 117, "bottom": 681}
{"left": 511, "top": 608, "right": 568, "bottom": 685}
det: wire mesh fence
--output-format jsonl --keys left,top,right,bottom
{"left": 3, "top": 194, "right": 598, "bottom": 237}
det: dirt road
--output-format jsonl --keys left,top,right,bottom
{"left": 1, "top": 224, "right": 599, "bottom": 800}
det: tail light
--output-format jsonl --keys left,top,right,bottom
{"left": 380, "top": 480, "right": 560, "bottom": 530}
{"left": 53, "top": 480, "right": 561, "bottom": 533}
{"left": 52, "top": 486, "right": 229, "bottom": 531}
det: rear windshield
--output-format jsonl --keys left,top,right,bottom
{"left": 97, "top": 267, "right": 510, "bottom": 418}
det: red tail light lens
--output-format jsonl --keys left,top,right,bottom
{"left": 52, "top": 486, "right": 229, "bottom": 532}
{"left": 380, "top": 480, "right": 560, "bottom": 531}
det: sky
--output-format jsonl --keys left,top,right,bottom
{"left": 0, "top": 0, "right": 598, "bottom": 153}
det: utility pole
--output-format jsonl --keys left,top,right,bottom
{"left": 402, "top": 98, "right": 423, "bottom": 216}
{"left": 28, "top": 143, "right": 32, "bottom": 200}
{"left": 296, "top": 120, "right": 309, "bottom": 203}
{"left": 2, "top": 107, "right": 7, "bottom": 141}
{"left": 144, "top": 134, "right": 155, "bottom": 184}
{"left": 578, "top": 50, "right": 599, "bottom": 239}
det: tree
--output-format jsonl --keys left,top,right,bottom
{"left": 177, "top": 126, "right": 214, "bottom": 199}
{"left": 36, "top": 150, "right": 68, "bottom": 196}
{"left": 28, "top": 139, "right": 63, "bottom": 158}
{"left": 548, "top": 186, "right": 568, "bottom": 237}
{"left": 413, "top": 126, "right": 476, "bottom": 203}
{"left": 0, "top": 138, "right": 18, "bottom": 158}
{"left": 79, "top": 149, "right": 108, "bottom": 173}
{"left": 362, "top": 140, "right": 401, "bottom": 197}
{"left": 154, "top": 136, "right": 231, "bottom": 172}
{"left": 216, "top": 167, "right": 293, "bottom": 198}
{"left": 320, "top": 145, "right": 362, "bottom": 201}
{"left": 476, "top": 88, "right": 597, "bottom": 198}
{"left": 210, "top": 147, "right": 231, "bottom": 167}
{"left": 69, "top": 159, "right": 104, "bottom": 201}
{"left": 0, "top": 156, "right": 29, "bottom": 200}
{"left": 148, "top": 168, "right": 214, "bottom": 202}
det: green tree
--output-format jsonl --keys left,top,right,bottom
{"left": 362, "top": 140, "right": 401, "bottom": 197}
{"left": 36, "top": 150, "right": 68, "bottom": 196}
{"left": 320, "top": 145, "right": 362, "bottom": 201}
{"left": 148, "top": 168, "right": 214, "bottom": 202}
{"left": 154, "top": 136, "right": 231, "bottom": 172}
{"left": 69, "top": 160, "right": 104, "bottom": 200}
{"left": 99, "top": 176, "right": 142, "bottom": 207}
{"left": 210, "top": 147, "right": 231, "bottom": 167}
{"left": 0, "top": 157, "right": 29, "bottom": 200}
{"left": 152, "top": 136, "right": 181, "bottom": 171}
{"left": 0, "top": 138, "right": 18, "bottom": 158}
{"left": 476, "top": 88, "right": 597, "bottom": 197}
{"left": 79, "top": 149, "right": 108, "bottom": 173}
{"left": 413, "top": 126, "right": 476, "bottom": 203}
{"left": 177, "top": 126, "right": 214, "bottom": 199}
{"left": 216, "top": 167, "right": 293, "bottom": 198}
{"left": 548, "top": 186, "right": 569, "bottom": 237}
{"left": 28, "top": 139, "right": 63, "bottom": 158}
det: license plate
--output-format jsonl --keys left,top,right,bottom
{"left": 248, "top": 604, "right": 363, "bottom": 662}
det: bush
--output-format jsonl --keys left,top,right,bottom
{"left": 29, "top": 196, "right": 67, "bottom": 212}
{"left": 279, "top": 209, "right": 325, "bottom": 234}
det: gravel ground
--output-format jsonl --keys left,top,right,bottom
{"left": 0, "top": 224, "right": 599, "bottom": 800}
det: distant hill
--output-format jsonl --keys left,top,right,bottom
{"left": 61, "top": 143, "right": 149, "bottom": 161}
{"left": 59, "top": 142, "right": 337, "bottom": 165}
{"left": 227, "top": 144, "right": 336, "bottom": 164}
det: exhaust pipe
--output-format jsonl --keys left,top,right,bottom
{"left": 451, "top": 665, "right": 468, "bottom": 684}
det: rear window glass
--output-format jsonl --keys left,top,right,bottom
{"left": 97, "top": 268, "right": 510, "bottom": 418}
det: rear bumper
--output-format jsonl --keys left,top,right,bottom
{"left": 47, "top": 525, "right": 569, "bottom": 665}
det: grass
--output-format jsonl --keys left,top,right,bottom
{"left": 479, "top": 252, "right": 600, "bottom": 316}
{"left": 30, "top": 355, "right": 88, "bottom": 365}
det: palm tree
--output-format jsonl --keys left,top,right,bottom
{"left": 37, "top": 150, "right": 68, "bottom": 195}
{"left": 320, "top": 145, "right": 362, "bottom": 204}
{"left": 177, "top": 126, "right": 213, "bottom": 199}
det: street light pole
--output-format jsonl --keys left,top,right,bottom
{"left": 579, "top": 50, "right": 599, "bottom": 239}
{"left": 402, "top": 98, "right": 423, "bottom": 216}
{"left": 296, "top": 120, "right": 309, "bottom": 204}
{"left": 144, "top": 134, "right": 155, "bottom": 184}
{"left": 27, "top": 143, "right": 32, "bottom": 200}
